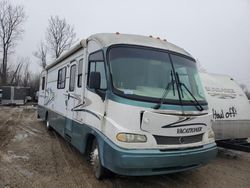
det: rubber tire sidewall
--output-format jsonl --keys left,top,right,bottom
{"left": 91, "top": 139, "right": 106, "bottom": 180}
{"left": 46, "top": 113, "right": 51, "bottom": 130}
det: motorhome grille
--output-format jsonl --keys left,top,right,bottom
{"left": 153, "top": 134, "right": 203, "bottom": 145}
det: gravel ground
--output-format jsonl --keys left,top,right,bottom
{"left": 0, "top": 106, "right": 250, "bottom": 188}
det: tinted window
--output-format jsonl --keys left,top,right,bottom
{"left": 41, "top": 77, "right": 45, "bottom": 90}
{"left": 88, "top": 51, "right": 104, "bottom": 61}
{"left": 109, "top": 47, "right": 178, "bottom": 100}
{"left": 88, "top": 62, "right": 107, "bottom": 89}
{"left": 108, "top": 46, "right": 206, "bottom": 104}
{"left": 171, "top": 55, "right": 206, "bottom": 101}
{"left": 69, "top": 64, "right": 76, "bottom": 91}
{"left": 77, "top": 59, "right": 83, "bottom": 88}
{"left": 87, "top": 51, "right": 107, "bottom": 90}
{"left": 57, "top": 67, "right": 67, "bottom": 89}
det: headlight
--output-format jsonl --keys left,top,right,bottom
{"left": 116, "top": 133, "right": 147, "bottom": 143}
{"left": 208, "top": 129, "right": 215, "bottom": 139}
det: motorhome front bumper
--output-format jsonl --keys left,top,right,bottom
{"left": 100, "top": 140, "right": 217, "bottom": 176}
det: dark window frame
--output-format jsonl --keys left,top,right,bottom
{"left": 77, "top": 58, "right": 83, "bottom": 88}
{"left": 87, "top": 50, "right": 107, "bottom": 91}
{"left": 57, "top": 66, "right": 67, "bottom": 89}
{"left": 41, "top": 76, "right": 45, "bottom": 90}
{"left": 69, "top": 64, "right": 76, "bottom": 92}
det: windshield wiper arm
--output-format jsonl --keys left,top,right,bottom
{"left": 154, "top": 71, "right": 175, "bottom": 109}
{"left": 176, "top": 72, "right": 204, "bottom": 111}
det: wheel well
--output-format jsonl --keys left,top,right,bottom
{"left": 45, "top": 111, "right": 48, "bottom": 121}
{"left": 85, "top": 134, "right": 96, "bottom": 156}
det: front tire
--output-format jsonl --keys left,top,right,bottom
{"left": 90, "top": 139, "right": 106, "bottom": 180}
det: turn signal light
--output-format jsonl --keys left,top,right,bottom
{"left": 116, "top": 133, "right": 147, "bottom": 143}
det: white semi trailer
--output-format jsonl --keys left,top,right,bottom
{"left": 200, "top": 73, "right": 250, "bottom": 140}
{"left": 1, "top": 86, "right": 30, "bottom": 105}
{"left": 38, "top": 33, "right": 217, "bottom": 179}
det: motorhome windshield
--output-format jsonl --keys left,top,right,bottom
{"left": 108, "top": 46, "right": 206, "bottom": 105}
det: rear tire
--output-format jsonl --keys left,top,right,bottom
{"left": 90, "top": 139, "right": 107, "bottom": 180}
{"left": 45, "top": 113, "right": 51, "bottom": 130}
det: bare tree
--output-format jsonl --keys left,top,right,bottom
{"left": 21, "top": 58, "right": 31, "bottom": 87}
{"left": 33, "top": 41, "right": 48, "bottom": 69}
{"left": 46, "top": 16, "right": 76, "bottom": 59}
{"left": 0, "top": 0, "right": 26, "bottom": 85}
{"left": 29, "top": 72, "right": 40, "bottom": 98}
{"left": 240, "top": 84, "right": 247, "bottom": 92}
{"left": 9, "top": 61, "right": 23, "bottom": 85}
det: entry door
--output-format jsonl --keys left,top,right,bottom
{"left": 65, "top": 62, "right": 77, "bottom": 140}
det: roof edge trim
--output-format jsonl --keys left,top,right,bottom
{"left": 46, "top": 39, "right": 86, "bottom": 70}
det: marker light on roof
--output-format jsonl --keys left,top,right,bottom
{"left": 116, "top": 32, "right": 120, "bottom": 35}
{"left": 149, "top": 35, "right": 153, "bottom": 38}
{"left": 163, "top": 39, "right": 167, "bottom": 42}
{"left": 157, "top": 37, "right": 160, "bottom": 40}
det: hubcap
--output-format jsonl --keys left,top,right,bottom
{"left": 46, "top": 120, "right": 50, "bottom": 128}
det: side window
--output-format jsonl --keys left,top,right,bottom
{"left": 41, "top": 77, "right": 45, "bottom": 90}
{"left": 87, "top": 51, "right": 107, "bottom": 90}
{"left": 69, "top": 64, "right": 76, "bottom": 91}
{"left": 57, "top": 67, "right": 67, "bottom": 89}
{"left": 77, "top": 59, "right": 83, "bottom": 88}
{"left": 88, "top": 62, "right": 107, "bottom": 89}
{"left": 96, "top": 62, "right": 107, "bottom": 89}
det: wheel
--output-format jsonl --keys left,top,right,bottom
{"left": 45, "top": 113, "right": 51, "bottom": 130}
{"left": 46, "top": 119, "right": 52, "bottom": 130}
{"left": 90, "top": 139, "right": 106, "bottom": 180}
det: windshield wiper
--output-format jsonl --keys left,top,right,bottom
{"left": 154, "top": 71, "right": 175, "bottom": 109}
{"left": 176, "top": 72, "right": 204, "bottom": 111}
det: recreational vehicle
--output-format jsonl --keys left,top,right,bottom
{"left": 38, "top": 33, "right": 217, "bottom": 179}
{"left": 200, "top": 73, "right": 250, "bottom": 140}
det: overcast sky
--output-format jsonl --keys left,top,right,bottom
{"left": 11, "top": 0, "right": 250, "bottom": 88}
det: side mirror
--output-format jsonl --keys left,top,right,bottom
{"left": 89, "top": 72, "right": 101, "bottom": 89}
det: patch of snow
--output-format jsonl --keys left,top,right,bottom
{"left": 15, "top": 165, "right": 33, "bottom": 178}
{"left": 13, "top": 133, "right": 28, "bottom": 142}
{"left": 2, "top": 151, "right": 30, "bottom": 162}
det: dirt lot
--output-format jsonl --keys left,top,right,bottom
{"left": 0, "top": 106, "right": 250, "bottom": 188}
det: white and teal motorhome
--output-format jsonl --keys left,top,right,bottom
{"left": 38, "top": 33, "right": 217, "bottom": 179}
